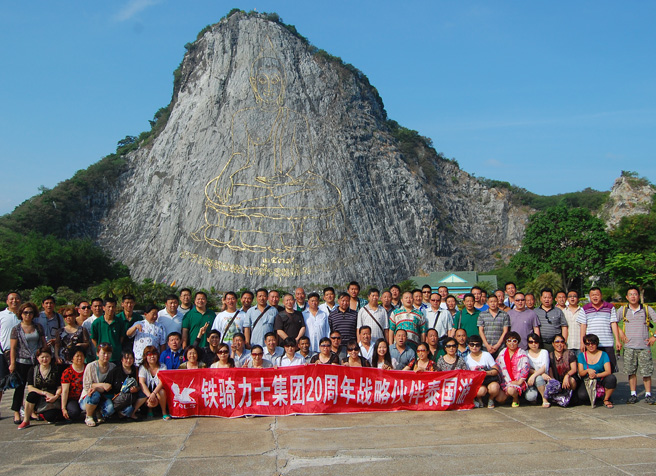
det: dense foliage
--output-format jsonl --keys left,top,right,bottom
{"left": 510, "top": 205, "right": 613, "bottom": 291}
{"left": 477, "top": 178, "right": 610, "bottom": 212}
{"left": 0, "top": 228, "right": 128, "bottom": 292}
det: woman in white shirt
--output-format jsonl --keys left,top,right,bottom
{"left": 525, "top": 333, "right": 551, "bottom": 407}
{"left": 275, "top": 338, "right": 306, "bottom": 367}
{"left": 138, "top": 345, "right": 170, "bottom": 419}
{"left": 465, "top": 335, "right": 500, "bottom": 408}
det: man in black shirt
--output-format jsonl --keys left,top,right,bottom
{"left": 274, "top": 294, "right": 306, "bottom": 344}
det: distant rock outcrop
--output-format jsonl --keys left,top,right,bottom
{"left": 14, "top": 12, "right": 531, "bottom": 289}
{"left": 599, "top": 174, "right": 655, "bottom": 228}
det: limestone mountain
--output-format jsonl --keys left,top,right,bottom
{"left": 599, "top": 173, "right": 655, "bottom": 228}
{"left": 3, "top": 12, "right": 531, "bottom": 289}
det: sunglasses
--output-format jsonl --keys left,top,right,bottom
{"left": 444, "top": 344, "right": 457, "bottom": 348}
{"left": 218, "top": 350, "right": 229, "bottom": 354}
{"left": 251, "top": 352, "right": 263, "bottom": 356}
{"left": 527, "top": 340, "right": 538, "bottom": 344}
{"left": 79, "top": 305, "right": 91, "bottom": 310}
{"left": 468, "top": 343, "right": 481, "bottom": 347}
{"left": 506, "top": 339, "right": 518, "bottom": 344}
{"left": 320, "top": 344, "right": 331, "bottom": 348}
{"left": 330, "top": 336, "right": 341, "bottom": 340}
{"left": 22, "top": 310, "right": 35, "bottom": 315}
{"left": 553, "top": 340, "right": 566, "bottom": 344}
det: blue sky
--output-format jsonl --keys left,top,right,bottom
{"left": 1, "top": 1, "right": 654, "bottom": 216}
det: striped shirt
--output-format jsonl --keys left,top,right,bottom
{"left": 577, "top": 302, "right": 618, "bottom": 347}
{"left": 563, "top": 305, "right": 583, "bottom": 350}
{"left": 477, "top": 309, "right": 510, "bottom": 345}
{"left": 389, "top": 308, "right": 427, "bottom": 345}
{"left": 620, "top": 305, "right": 655, "bottom": 350}
{"left": 328, "top": 308, "right": 358, "bottom": 344}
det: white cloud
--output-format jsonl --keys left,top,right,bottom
{"left": 605, "top": 153, "right": 625, "bottom": 160}
{"left": 114, "top": 0, "right": 161, "bottom": 22}
{"left": 485, "top": 159, "right": 504, "bottom": 167}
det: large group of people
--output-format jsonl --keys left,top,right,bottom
{"left": 0, "top": 281, "right": 653, "bottom": 428}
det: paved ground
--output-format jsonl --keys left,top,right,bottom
{"left": 2, "top": 365, "right": 656, "bottom": 476}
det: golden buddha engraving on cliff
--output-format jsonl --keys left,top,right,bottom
{"left": 193, "top": 41, "right": 345, "bottom": 253}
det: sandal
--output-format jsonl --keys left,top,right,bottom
{"left": 85, "top": 416, "right": 96, "bottom": 427}
{"left": 603, "top": 400, "right": 614, "bottom": 409}
{"left": 162, "top": 414, "right": 172, "bottom": 420}
{"left": 542, "top": 401, "right": 551, "bottom": 408}
{"left": 512, "top": 401, "right": 520, "bottom": 408}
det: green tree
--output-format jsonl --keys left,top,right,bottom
{"left": 605, "top": 252, "right": 656, "bottom": 302}
{"left": 397, "top": 279, "right": 418, "bottom": 293}
{"left": 138, "top": 278, "right": 173, "bottom": 308}
{"left": 523, "top": 272, "right": 564, "bottom": 301}
{"left": 511, "top": 205, "right": 612, "bottom": 291}
{"left": 610, "top": 201, "right": 656, "bottom": 254}
{"left": 30, "top": 285, "right": 55, "bottom": 307}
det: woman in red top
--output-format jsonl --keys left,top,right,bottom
{"left": 61, "top": 347, "right": 86, "bottom": 421}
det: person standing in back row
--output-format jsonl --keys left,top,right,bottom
{"left": 619, "top": 287, "right": 656, "bottom": 404}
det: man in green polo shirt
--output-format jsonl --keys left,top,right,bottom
{"left": 182, "top": 291, "right": 215, "bottom": 348}
{"left": 115, "top": 294, "right": 143, "bottom": 352}
{"left": 90, "top": 297, "right": 126, "bottom": 364}
{"left": 454, "top": 293, "right": 480, "bottom": 339}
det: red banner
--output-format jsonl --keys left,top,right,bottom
{"left": 159, "top": 366, "right": 485, "bottom": 418}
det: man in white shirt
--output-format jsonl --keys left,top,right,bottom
{"left": 358, "top": 325, "right": 374, "bottom": 363}
{"left": 425, "top": 293, "right": 453, "bottom": 341}
{"left": 356, "top": 288, "right": 388, "bottom": 343}
{"left": 84, "top": 297, "right": 104, "bottom": 332}
{"left": 157, "top": 294, "right": 184, "bottom": 341}
{"left": 0, "top": 292, "right": 21, "bottom": 405}
{"left": 319, "top": 287, "right": 338, "bottom": 315}
{"left": 303, "top": 292, "right": 329, "bottom": 353}
{"left": 83, "top": 297, "right": 104, "bottom": 358}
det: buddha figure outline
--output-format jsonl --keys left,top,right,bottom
{"left": 193, "top": 43, "right": 345, "bottom": 253}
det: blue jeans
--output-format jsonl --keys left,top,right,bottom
{"left": 83, "top": 392, "right": 115, "bottom": 418}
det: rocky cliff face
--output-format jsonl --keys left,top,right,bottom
{"left": 600, "top": 175, "right": 655, "bottom": 228}
{"left": 95, "top": 13, "right": 528, "bottom": 289}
